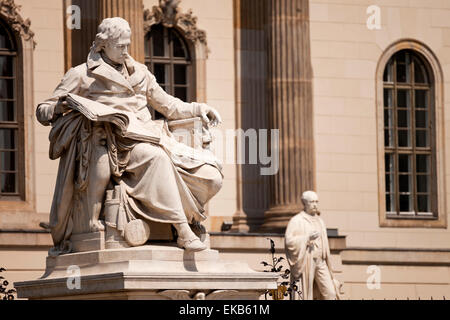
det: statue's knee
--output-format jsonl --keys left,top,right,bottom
{"left": 206, "top": 169, "right": 223, "bottom": 196}
{"left": 134, "top": 143, "right": 171, "bottom": 165}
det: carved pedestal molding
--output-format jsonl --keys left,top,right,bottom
{"left": 14, "top": 246, "right": 278, "bottom": 300}
{"left": 260, "top": 0, "right": 315, "bottom": 232}
{"left": 98, "top": 0, "right": 145, "bottom": 63}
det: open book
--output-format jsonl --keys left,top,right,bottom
{"left": 65, "top": 93, "right": 161, "bottom": 144}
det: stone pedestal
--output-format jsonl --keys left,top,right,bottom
{"left": 14, "top": 245, "right": 278, "bottom": 300}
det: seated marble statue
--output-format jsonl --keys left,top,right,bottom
{"left": 36, "top": 17, "right": 223, "bottom": 254}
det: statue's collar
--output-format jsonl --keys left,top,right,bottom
{"left": 300, "top": 211, "right": 317, "bottom": 223}
{"left": 86, "top": 50, "right": 144, "bottom": 90}
{"left": 86, "top": 50, "right": 135, "bottom": 72}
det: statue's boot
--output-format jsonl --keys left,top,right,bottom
{"left": 177, "top": 237, "right": 207, "bottom": 252}
{"left": 174, "top": 222, "right": 207, "bottom": 252}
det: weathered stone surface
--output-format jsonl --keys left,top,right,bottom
{"left": 124, "top": 220, "right": 151, "bottom": 247}
{"left": 15, "top": 245, "right": 278, "bottom": 300}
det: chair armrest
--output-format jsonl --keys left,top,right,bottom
{"left": 167, "top": 117, "right": 212, "bottom": 149}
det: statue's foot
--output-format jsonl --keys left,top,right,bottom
{"left": 90, "top": 219, "right": 105, "bottom": 232}
{"left": 177, "top": 237, "right": 207, "bottom": 252}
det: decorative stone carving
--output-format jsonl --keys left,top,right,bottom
{"left": 124, "top": 219, "right": 151, "bottom": 247}
{"left": 144, "top": 0, "right": 208, "bottom": 48}
{"left": 159, "top": 289, "right": 241, "bottom": 300}
{"left": 0, "top": 0, "right": 35, "bottom": 47}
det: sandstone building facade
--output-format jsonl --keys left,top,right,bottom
{"left": 1, "top": 0, "right": 450, "bottom": 299}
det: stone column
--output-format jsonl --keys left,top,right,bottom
{"left": 98, "top": 0, "right": 145, "bottom": 63}
{"left": 231, "top": 0, "right": 269, "bottom": 232}
{"left": 260, "top": 0, "right": 315, "bottom": 232}
{"left": 64, "top": 0, "right": 99, "bottom": 70}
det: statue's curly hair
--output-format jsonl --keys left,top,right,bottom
{"left": 91, "top": 17, "right": 131, "bottom": 53}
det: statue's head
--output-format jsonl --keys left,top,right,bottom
{"left": 93, "top": 17, "right": 131, "bottom": 65}
{"left": 301, "top": 191, "right": 319, "bottom": 216}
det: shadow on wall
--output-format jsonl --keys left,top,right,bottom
{"left": 239, "top": 0, "right": 269, "bottom": 231}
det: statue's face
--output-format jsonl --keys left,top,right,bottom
{"left": 304, "top": 194, "right": 319, "bottom": 215}
{"left": 103, "top": 32, "right": 131, "bottom": 65}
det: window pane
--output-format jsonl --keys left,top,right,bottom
{"left": 0, "top": 26, "right": 12, "bottom": 49}
{"left": 0, "top": 79, "right": 14, "bottom": 99}
{"left": 397, "top": 63, "right": 410, "bottom": 83}
{"left": 397, "top": 109, "right": 410, "bottom": 128}
{"left": 153, "top": 63, "right": 168, "bottom": 85}
{"left": 172, "top": 32, "right": 186, "bottom": 58}
{"left": 174, "top": 86, "right": 187, "bottom": 101}
{"left": 0, "top": 100, "right": 15, "bottom": 121}
{"left": 417, "top": 175, "right": 429, "bottom": 193}
{"left": 384, "top": 109, "right": 393, "bottom": 128}
{"left": 399, "top": 174, "right": 411, "bottom": 193}
{"left": 396, "top": 50, "right": 407, "bottom": 63}
{"left": 417, "top": 195, "right": 429, "bottom": 212}
{"left": 416, "top": 130, "right": 429, "bottom": 147}
{"left": 398, "top": 154, "right": 411, "bottom": 173}
{"left": 385, "top": 193, "right": 395, "bottom": 212}
{"left": 385, "top": 174, "right": 394, "bottom": 192}
{"left": 398, "top": 129, "right": 410, "bottom": 147}
{"left": 145, "top": 35, "right": 150, "bottom": 57}
{"left": 151, "top": 25, "right": 165, "bottom": 57}
{"left": 384, "top": 89, "right": 393, "bottom": 107}
{"left": 385, "top": 154, "right": 394, "bottom": 172}
{"left": 414, "top": 61, "right": 428, "bottom": 84}
{"left": 415, "top": 110, "right": 428, "bottom": 128}
{"left": 0, "top": 55, "right": 13, "bottom": 77}
{"left": 384, "top": 129, "right": 393, "bottom": 147}
{"left": 397, "top": 90, "right": 410, "bottom": 108}
{"left": 415, "top": 90, "right": 428, "bottom": 109}
{"left": 0, "top": 172, "right": 16, "bottom": 193}
{"left": 0, "top": 151, "right": 16, "bottom": 171}
{"left": 416, "top": 155, "right": 429, "bottom": 173}
{"left": 383, "top": 62, "right": 393, "bottom": 82}
{"left": 0, "top": 128, "right": 16, "bottom": 149}
{"left": 174, "top": 65, "right": 187, "bottom": 85}
{"left": 399, "top": 194, "right": 412, "bottom": 212}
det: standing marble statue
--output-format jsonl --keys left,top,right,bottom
{"left": 285, "top": 191, "right": 342, "bottom": 300}
{"left": 36, "top": 17, "right": 223, "bottom": 254}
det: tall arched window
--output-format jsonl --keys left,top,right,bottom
{"left": 145, "top": 24, "right": 193, "bottom": 110}
{"left": 382, "top": 49, "right": 436, "bottom": 218}
{"left": 0, "top": 18, "right": 22, "bottom": 199}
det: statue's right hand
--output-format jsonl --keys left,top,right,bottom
{"left": 309, "top": 231, "right": 320, "bottom": 241}
{"left": 54, "top": 97, "right": 70, "bottom": 116}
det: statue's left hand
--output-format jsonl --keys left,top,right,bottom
{"left": 199, "top": 104, "right": 222, "bottom": 127}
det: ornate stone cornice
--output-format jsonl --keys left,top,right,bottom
{"left": 0, "top": 0, "right": 35, "bottom": 47}
{"left": 144, "top": 0, "right": 207, "bottom": 48}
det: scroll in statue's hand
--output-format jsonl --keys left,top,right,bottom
{"left": 198, "top": 103, "right": 222, "bottom": 127}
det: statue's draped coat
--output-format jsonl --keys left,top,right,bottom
{"left": 284, "top": 212, "right": 341, "bottom": 300}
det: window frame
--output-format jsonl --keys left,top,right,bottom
{"left": 0, "top": 17, "right": 25, "bottom": 201}
{"left": 145, "top": 25, "right": 196, "bottom": 112}
{"left": 376, "top": 40, "right": 446, "bottom": 228}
